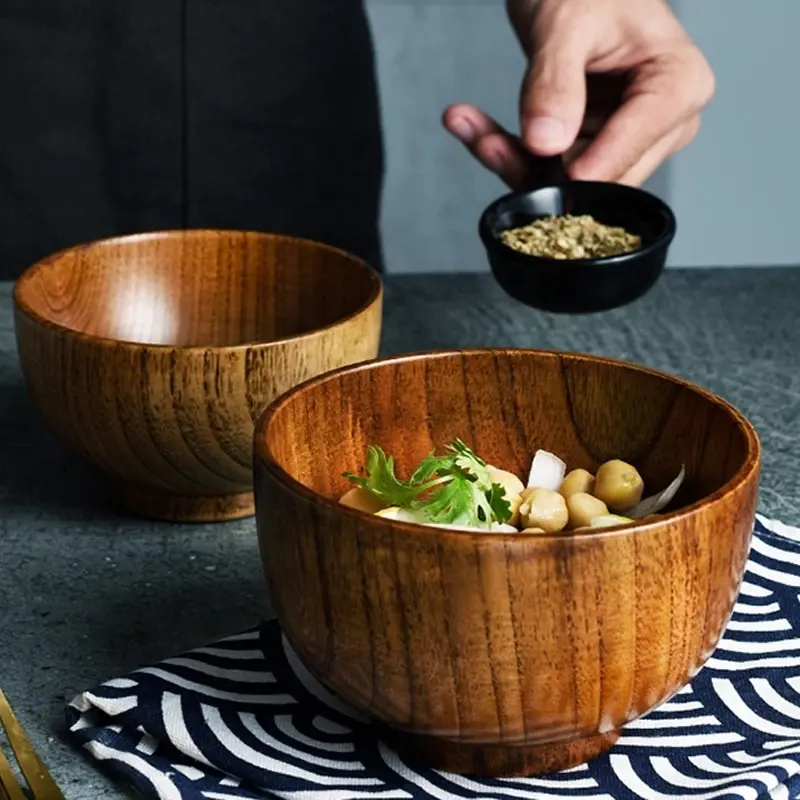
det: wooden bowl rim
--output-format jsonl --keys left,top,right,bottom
{"left": 254, "top": 347, "right": 762, "bottom": 542}
{"left": 12, "top": 228, "right": 383, "bottom": 352}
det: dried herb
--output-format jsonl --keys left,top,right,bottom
{"left": 500, "top": 214, "right": 641, "bottom": 260}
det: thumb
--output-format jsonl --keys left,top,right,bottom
{"left": 521, "top": 29, "right": 589, "bottom": 156}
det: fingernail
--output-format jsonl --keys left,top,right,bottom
{"left": 449, "top": 116, "right": 475, "bottom": 144}
{"left": 525, "top": 117, "right": 568, "bottom": 150}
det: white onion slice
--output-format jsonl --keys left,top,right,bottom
{"left": 425, "top": 521, "right": 518, "bottom": 533}
{"left": 526, "top": 449, "right": 566, "bottom": 491}
{"left": 376, "top": 507, "right": 512, "bottom": 533}
{"left": 423, "top": 522, "right": 485, "bottom": 532}
{"left": 626, "top": 465, "right": 686, "bottom": 519}
{"left": 375, "top": 506, "right": 423, "bottom": 523}
{"left": 491, "top": 522, "right": 520, "bottom": 533}
{"left": 589, "top": 514, "right": 634, "bottom": 529}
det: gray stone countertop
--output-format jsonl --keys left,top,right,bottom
{"left": 1, "top": 268, "right": 799, "bottom": 798}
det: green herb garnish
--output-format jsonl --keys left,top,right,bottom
{"left": 344, "top": 439, "right": 512, "bottom": 529}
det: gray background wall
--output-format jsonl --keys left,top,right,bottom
{"left": 366, "top": 0, "right": 798, "bottom": 273}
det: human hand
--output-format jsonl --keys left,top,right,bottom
{"left": 442, "top": 0, "right": 715, "bottom": 189}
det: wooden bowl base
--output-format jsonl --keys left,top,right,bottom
{"left": 113, "top": 483, "right": 255, "bottom": 523}
{"left": 381, "top": 727, "right": 621, "bottom": 777}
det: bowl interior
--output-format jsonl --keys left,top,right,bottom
{"left": 481, "top": 181, "right": 675, "bottom": 262}
{"left": 15, "top": 230, "right": 380, "bottom": 347}
{"left": 261, "top": 350, "right": 754, "bottom": 519}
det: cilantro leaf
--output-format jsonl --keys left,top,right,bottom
{"left": 343, "top": 446, "right": 428, "bottom": 506}
{"left": 345, "top": 439, "right": 518, "bottom": 530}
{"left": 486, "top": 482, "right": 513, "bottom": 524}
{"left": 410, "top": 452, "right": 458, "bottom": 484}
{"left": 449, "top": 438, "right": 491, "bottom": 482}
{"left": 413, "top": 473, "right": 494, "bottom": 528}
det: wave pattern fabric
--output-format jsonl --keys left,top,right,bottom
{"left": 66, "top": 515, "right": 800, "bottom": 800}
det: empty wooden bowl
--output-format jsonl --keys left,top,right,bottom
{"left": 254, "top": 349, "right": 760, "bottom": 777}
{"left": 14, "top": 229, "right": 382, "bottom": 522}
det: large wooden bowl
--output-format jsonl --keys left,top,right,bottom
{"left": 14, "top": 230, "right": 382, "bottom": 522}
{"left": 254, "top": 349, "right": 760, "bottom": 777}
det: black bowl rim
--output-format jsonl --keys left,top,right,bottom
{"left": 13, "top": 228, "right": 384, "bottom": 353}
{"left": 255, "top": 347, "right": 761, "bottom": 543}
{"left": 478, "top": 181, "right": 678, "bottom": 268}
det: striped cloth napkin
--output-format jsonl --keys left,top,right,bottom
{"left": 66, "top": 515, "right": 800, "bottom": 800}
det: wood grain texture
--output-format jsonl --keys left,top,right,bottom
{"left": 13, "top": 229, "right": 382, "bottom": 522}
{"left": 254, "top": 349, "right": 761, "bottom": 777}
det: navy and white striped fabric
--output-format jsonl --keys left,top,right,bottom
{"left": 66, "top": 515, "right": 800, "bottom": 799}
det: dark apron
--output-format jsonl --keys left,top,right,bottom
{"left": 0, "top": 0, "right": 384, "bottom": 279}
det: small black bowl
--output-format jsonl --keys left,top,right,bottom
{"left": 479, "top": 181, "right": 677, "bottom": 314}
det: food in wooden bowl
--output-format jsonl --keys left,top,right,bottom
{"left": 340, "top": 440, "right": 685, "bottom": 533}
{"left": 254, "top": 349, "right": 760, "bottom": 777}
{"left": 14, "top": 229, "right": 382, "bottom": 522}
